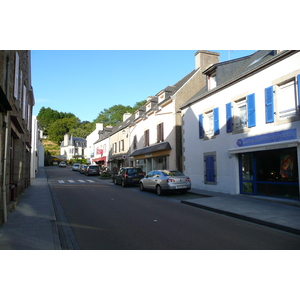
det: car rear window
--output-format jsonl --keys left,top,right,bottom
{"left": 127, "top": 168, "right": 143, "bottom": 174}
{"left": 89, "top": 166, "right": 98, "bottom": 169}
{"left": 162, "top": 170, "right": 185, "bottom": 176}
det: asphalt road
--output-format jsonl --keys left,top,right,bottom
{"left": 46, "top": 166, "right": 300, "bottom": 250}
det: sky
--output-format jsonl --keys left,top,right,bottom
{"left": 31, "top": 50, "right": 257, "bottom": 122}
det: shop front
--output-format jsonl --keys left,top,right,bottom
{"left": 131, "top": 142, "right": 171, "bottom": 174}
{"left": 229, "top": 129, "right": 299, "bottom": 200}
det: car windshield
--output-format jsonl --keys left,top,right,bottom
{"left": 162, "top": 170, "right": 185, "bottom": 176}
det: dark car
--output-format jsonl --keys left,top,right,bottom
{"left": 84, "top": 165, "right": 100, "bottom": 176}
{"left": 113, "top": 167, "right": 144, "bottom": 187}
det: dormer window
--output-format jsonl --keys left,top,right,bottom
{"left": 208, "top": 72, "right": 216, "bottom": 90}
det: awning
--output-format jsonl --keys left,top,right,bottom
{"left": 93, "top": 156, "right": 106, "bottom": 162}
{"left": 131, "top": 142, "right": 171, "bottom": 157}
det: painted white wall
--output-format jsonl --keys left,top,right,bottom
{"left": 182, "top": 52, "right": 300, "bottom": 194}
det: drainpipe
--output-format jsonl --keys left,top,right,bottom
{"left": 2, "top": 113, "right": 9, "bottom": 223}
{"left": 2, "top": 51, "right": 11, "bottom": 223}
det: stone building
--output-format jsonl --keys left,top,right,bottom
{"left": 0, "top": 50, "right": 35, "bottom": 224}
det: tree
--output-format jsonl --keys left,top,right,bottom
{"left": 93, "top": 100, "right": 147, "bottom": 127}
{"left": 47, "top": 117, "right": 80, "bottom": 144}
{"left": 37, "top": 107, "right": 76, "bottom": 134}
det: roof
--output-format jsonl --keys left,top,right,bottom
{"left": 180, "top": 50, "right": 297, "bottom": 109}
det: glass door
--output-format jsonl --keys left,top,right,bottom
{"left": 239, "top": 153, "right": 256, "bottom": 194}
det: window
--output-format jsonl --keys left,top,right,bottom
{"left": 235, "top": 99, "right": 247, "bottom": 129}
{"left": 119, "top": 140, "right": 124, "bottom": 151}
{"left": 113, "top": 142, "right": 117, "bottom": 153}
{"left": 133, "top": 135, "right": 137, "bottom": 150}
{"left": 234, "top": 94, "right": 256, "bottom": 130}
{"left": 278, "top": 79, "right": 298, "bottom": 118}
{"left": 208, "top": 72, "right": 216, "bottom": 90}
{"left": 157, "top": 123, "right": 164, "bottom": 143}
{"left": 204, "top": 152, "right": 217, "bottom": 184}
{"left": 144, "top": 129, "right": 150, "bottom": 147}
{"left": 199, "top": 107, "right": 219, "bottom": 139}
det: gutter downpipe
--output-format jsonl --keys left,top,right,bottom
{"left": 2, "top": 50, "right": 10, "bottom": 223}
{"left": 2, "top": 113, "right": 9, "bottom": 223}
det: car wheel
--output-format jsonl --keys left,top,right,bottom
{"left": 156, "top": 185, "right": 163, "bottom": 196}
{"left": 139, "top": 182, "right": 144, "bottom": 191}
{"left": 122, "top": 180, "right": 126, "bottom": 188}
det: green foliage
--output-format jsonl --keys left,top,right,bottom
{"left": 37, "top": 100, "right": 147, "bottom": 145}
{"left": 47, "top": 117, "right": 80, "bottom": 144}
{"left": 93, "top": 100, "right": 147, "bottom": 127}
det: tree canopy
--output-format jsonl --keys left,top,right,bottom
{"left": 37, "top": 100, "right": 147, "bottom": 145}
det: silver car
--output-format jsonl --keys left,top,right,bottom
{"left": 139, "top": 170, "right": 191, "bottom": 196}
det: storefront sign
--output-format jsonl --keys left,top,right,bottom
{"left": 236, "top": 129, "right": 297, "bottom": 148}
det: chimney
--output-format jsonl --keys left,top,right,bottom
{"left": 194, "top": 50, "right": 220, "bottom": 70}
{"left": 64, "top": 133, "right": 69, "bottom": 146}
{"left": 123, "top": 112, "right": 132, "bottom": 122}
{"left": 96, "top": 123, "right": 103, "bottom": 132}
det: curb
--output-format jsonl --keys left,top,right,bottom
{"left": 181, "top": 200, "right": 300, "bottom": 236}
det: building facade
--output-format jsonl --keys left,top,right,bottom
{"left": 60, "top": 133, "right": 87, "bottom": 161}
{"left": 181, "top": 50, "right": 300, "bottom": 201}
{"left": 0, "top": 50, "right": 35, "bottom": 223}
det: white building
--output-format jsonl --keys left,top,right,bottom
{"left": 30, "top": 116, "right": 44, "bottom": 178}
{"left": 60, "top": 133, "right": 87, "bottom": 160}
{"left": 181, "top": 50, "right": 300, "bottom": 201}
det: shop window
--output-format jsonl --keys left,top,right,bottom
{"left": 204, "top": 152, "right": 217, "bottom": 184}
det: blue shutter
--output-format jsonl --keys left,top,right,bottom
{"left": 213, "top": 107, "right": 220, "bottom": 135}
{"left": 226, "top": 102, "right": 232, "bottom": 132}
{"left": 265, "top": 86, "right": 274, "bottom": 123}
{"left": 199, "top": 114, "right": 204, "bottom": 139}
{"left": 297, "top": 74, "right": 300, "bottom": 110}
{"left": 206, "top": 155, "right": 215, "bottom": 182}
{"left": 247, "top": 93, "right": 256, "bottom": 127}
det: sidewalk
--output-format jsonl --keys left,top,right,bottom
{"left": 183, "top": 188, "right": 300, "bottom": 235}
{"left": 0, "top": 167, "right": 61, "bottom": 250}
{"left": 0, "top": 168, "right": 299, "bottom": 250}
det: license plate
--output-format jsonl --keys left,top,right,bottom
{"left": 176, "top": 185, "right": 187, "bottom": 189}
{"left": 133, "top": 178, "right": 139, "bottom": 180}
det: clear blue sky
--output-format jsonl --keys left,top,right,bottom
{"left": 31, "top": 50, "right": 257, "bottom": 122}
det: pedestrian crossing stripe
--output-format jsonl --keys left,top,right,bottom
{"left": 57, "top": 180, "right": 95, "bottom": 183}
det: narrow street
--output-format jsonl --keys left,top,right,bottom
{"left": 46, "top": 167, "right": 300, "bottom": 250}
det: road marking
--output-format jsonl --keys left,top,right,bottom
{"left": 87, "top": 180, "right": 95, "bottom": 183}
{"left": 58, "top": 180, "right": 64, "bottom": 183}
{"left": 78, "top": 180, "right": 85, "bottom": 183}
{"left": 68, "top": 180, "right": 75, "bottom": 183}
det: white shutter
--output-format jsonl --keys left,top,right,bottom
{"left": 13, "top": 52, "right": 20, "bottom": 99}
{"left": 22, "top": 85, "right": 27, "bottom": 119}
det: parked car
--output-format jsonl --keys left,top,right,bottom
{"left": 139, "top": 170, "right": 191, "bottom": 196}
{"left": 59, "top": 161, "right": 66, "bottom": 167}
{"left": 84, "top": 165, "right": 100, "bottom": 176}
{"left": 113, "top": 167, "right": 144, "bottom": 187}
{"left": 72, "top": 163, "right": 81, "bottom": 171}
{"left": 79, "top": 164, "right": 88, "bottom": 174}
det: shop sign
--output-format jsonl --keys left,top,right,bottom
{"left": 145, "top": 153, "right": 152, "bottom": 157}
{"left": 236, "top": 129, "right": 297, "bottom": 148}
